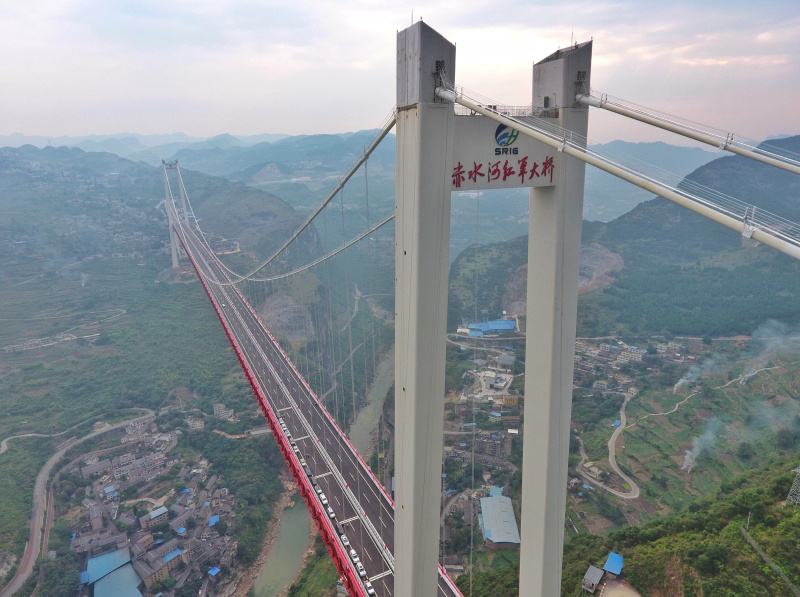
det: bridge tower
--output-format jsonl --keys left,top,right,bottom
{"left": 394, "top": 22, "right": 591, "bottom": 596}
{"left": 519, "top": 41, "right": 591, "bottom": 597}
{"left": 162, "top": 160, "right": 181, "bottom": 269}
{"left": 394, "top": 21, "right": 456, "bottom": 597}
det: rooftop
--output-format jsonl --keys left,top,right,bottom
{"left": 82, "top": 546, "right": 131, "bottom": 584}
{"left": 468, "top": 319, "right": 516, "bottom": 333}
{"left": 148, "top": 505, "right": 168, "bottom": 519}
{"left": 584, "top": 565, "right": 604, "bottom": 585}
{"left": 604, "top": 552, "right": 624, "bottom": 575}
{"left": 537, "top": 40, "right": 592, "bottom": 65}
{"left": 479, "top": 496, "right": 520, "bottom": 544}
{"left": 163, "top": 548, "right": 183, "bottom": 564}
{"left": 93, "top": 563, "right": 142, "bottom": 597}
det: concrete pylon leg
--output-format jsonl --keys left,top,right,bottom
{"left": 519, "top": 43, "right": 591, "bottom": 596}
{"left": 168, "top": 221, "right": 180, "bottom": 269}
{"left": 163, "top": 164, "right": 180, "bottom": 269}
{"left": 394, "top": 21, "right": 455, "bottom": 597}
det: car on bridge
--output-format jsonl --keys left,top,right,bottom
{"left": 319, "top": 493, "right": 328, "bottom": 506}
{"left": 356, "top": 562, "right": 367, "bottom": 579}
{"left": 326, "top": 506, "right": 336, "bottom": 519}
{"left": 364, "top": 580, "right": 376, "bottom": 595}
{"left": 349, "top": 549, "right": 360, "bottom": 564}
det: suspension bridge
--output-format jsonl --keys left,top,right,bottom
{"left": 161, "top": 22, "right": 800, "bottom": 597}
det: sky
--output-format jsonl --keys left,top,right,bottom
{"left": 1, "top": 0, "right": 798, "bottom": 143}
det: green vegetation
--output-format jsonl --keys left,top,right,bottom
{"left": 287, "top": 537, "right": 338, "bottom": 596}
{"left": 0, "top": 146, "right": 303, "bottom": 563}
{"left": 0, "top": 439, "right": 54, "bottom": 556}
{"left": 448, "top": 235, "right": 527, "bottom": 330}
{"left": 458, "top": 457, "right": 799, "bottom": 596}
{"left": 449, "top": 136, "right": 800, "bottom": 338}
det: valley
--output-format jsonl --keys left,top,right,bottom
{"left": 0, "top": 131, "right": 797, "bottom": 597}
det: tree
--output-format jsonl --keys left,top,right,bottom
{"left": 736, "top": 442, "right": 754, "bottom": 460}
{"left": 776, "top": 427, "right": 798, "bottom": 450}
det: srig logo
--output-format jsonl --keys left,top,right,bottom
{"left": 495, "top": 124, "right": 519, "bottom": 147}
{"left": 494, "top": 124, "right": 519, "bottom": 155}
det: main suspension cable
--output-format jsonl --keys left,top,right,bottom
{"left": 185, "top": 113, "right": 396, "bottom": 286}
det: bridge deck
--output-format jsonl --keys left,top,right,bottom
{"left": 174, "top": 220, "right": 461, "bottom": 597}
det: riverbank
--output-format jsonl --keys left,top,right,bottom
{"left": 349, "top": 347, "right": 394, "bottom": 457}
{"left": 231, "top": 477, "right": 299, "bottom": 597}
{"left": 277, "top": 513, "right": 318, "bottom": 597}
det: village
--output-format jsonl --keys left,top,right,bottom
{"left": 63, "top": 404, "right": 252, "bottom": 597}
{"left": 440, "top": 317, "right": 715, "bottom": 594}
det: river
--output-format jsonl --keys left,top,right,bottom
{"left": 252, "top": 348, "right": 394, "bottom": 595}
{"left": 252, "top": 500, "right": 311, "bottom": 597}
{"left": 349, "top": 347, "right": 394, "bottom": 455}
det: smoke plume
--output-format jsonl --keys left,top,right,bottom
{"left": 681, "top": 418, "right": 722, "bottom": 473}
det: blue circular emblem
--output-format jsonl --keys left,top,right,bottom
{"left": 495, "top": 124, "right": 519, "bottom": 147}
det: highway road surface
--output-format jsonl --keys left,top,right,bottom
{"left": 176, "top": 219, "right": 460, "bottom": 597}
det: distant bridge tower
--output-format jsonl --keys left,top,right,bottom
{"left": 788, "top": 467, "right": 800, "bottom": 505}
{"left": 162, "top": 160, "right": 181, "bottom": 269}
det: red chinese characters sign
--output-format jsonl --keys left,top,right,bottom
{"left": 450, "top": 115, "right": 558, "bottom": 191}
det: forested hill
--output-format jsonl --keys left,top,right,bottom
{"left": 448, "top": 135, "right": 800, "bottom": 336}
{"left": 595, "top": 135, "right": 800, "bottom": 262}
{"left": 0, "top": 144, "right": 307, "bottom": 265}
{"left": 173, "top": 129, "right": 395, "bottom": 180}
{"left": 0, "top": 144, "right": 318, "bottom": 574}
{"left": 460, "top": 455, "right": 800, "bottom": 596}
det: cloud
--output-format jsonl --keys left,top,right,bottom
{"left": 674, "top": 55, "right": 790, "bottom": 67}
{"left": 0, "top": 0, "right": 798, "bottom": 142}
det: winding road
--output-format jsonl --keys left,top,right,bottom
{"left": 0, "top": 416, "right": 101, "bottom": 455}
{"left": 578, "top": 365, "right": 780, "bottom": 502}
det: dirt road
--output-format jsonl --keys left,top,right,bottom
{"left": 578, "top": 365, "right": 779, "bottom": 502}
{"left": 576, "top": 432, "right": 639, "bottom": 500}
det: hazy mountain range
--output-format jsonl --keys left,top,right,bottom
{"left": 1, "top": 131, "right": 716, "bottom": 223}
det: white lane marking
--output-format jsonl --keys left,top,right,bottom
{"left": 369, "top": 570, "right": 393, "bottom": 582}
{"left": 215, "top": 284, "right": 395, "bottom": 571}
{"left": 339, "top": 516, "right": 359, "bottom": 525}
{"left": 178, "top": 220, "right": 456, "bottom": 597}
{"left": 181, "top": 233, "right": 399, "bottom": 575}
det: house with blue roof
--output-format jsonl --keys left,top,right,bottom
{"left": 132, "top": 543, "right": 186, "bottom": 590}
{"left": 80, "top": 546, "right": 131, "bottom": 585}
{"left": 603, "top": 551, "right": 624, "bottom": 576}
{"left": 467, "top": 319, "right": 517, "bottom": 335}
{"left": 93, "top": 562, "right": 142, "bottom": 597}
{"left": 139, "top": 505, "right": 169, "bottom": 529}
{"left": 478, "top": 496, "right": 520, "bottom": 548}
{"left": 208, "top": 514, "right": 220, "bottom": 527}
{"left": 163, "top": 548, "right": 183, "bottom": 564}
